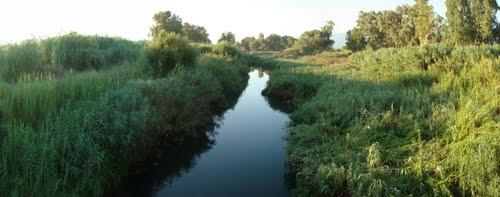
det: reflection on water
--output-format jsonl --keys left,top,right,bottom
{"left": 112, "top": 69, "right": 290, "bottom": 197}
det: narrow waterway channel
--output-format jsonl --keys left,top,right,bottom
{"left": 114, "top": 69, "right": 290, "bottom": 196}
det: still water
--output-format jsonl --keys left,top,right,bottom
{"left": 114, "top": 69, "right": 290, "bottom": 196}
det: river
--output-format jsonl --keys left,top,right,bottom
{"left": 112, "top": 69, "right": 290, "bottom": 196}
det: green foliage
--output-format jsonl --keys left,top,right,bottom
{"left": 0, "top": 33, "right": 142, "bottom": 83}
{"left": 212, "top": 41, "right": 240, "bottom": 57}
{"left": 0, "top": 46, "right": 250, "bottom": 196}
{"left": 43, "top": 33, "right": 141, "bottom": 71}
{"left": 192, "top": 43, "right": 213, "bottom": 54}
{"left": 414, "top": 0, "right": 442, "bottom": 45}
{"left": 293, "top": 21, "right": 335, "bottom": 55}
{"left": 240, "top": 34, "right": 296, "bottom": 52}
{"left": 347, "top": 2, "right": 444, "bottom": 51}
{"left": 145, "top": 31, "right": 199, "bottom": 77}
{"left": 240, "top": 36, "right": 258, "bottom": 51}
{"left": 181, "top": 22, "right": 211, "bottom": 44}
{"left": 0, "top": 40, "right": 42, "bottom": 82}
{"left": 445, "top": 0, "right": 499, "bottom": 44}
{"left": 218, "top": 32, "right": 236, "bottom": 44}
{"left": 0, "top": 86, "right": 151, "bottom": 196}
{"left": 197, "top": 55, "right": 249, "bottom": 97}
{"left": 150, "top": 11, "right": 183, "bottom": 37}
{"left": 262, "top": 44, "right": 500, "bottom": 196}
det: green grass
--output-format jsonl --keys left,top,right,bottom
{"left": 0, "top": 33, "right": 142, "bottom": 83}
{"left": 0, "top": 33, "right": 250, "bottom": 195}
{"left": 262, "top": 44, "right": 499, "bottom": 196}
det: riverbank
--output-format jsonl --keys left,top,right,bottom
{"left": 260, "top": 44, "right": 499, "bottom": 196}
{"left": 112, "top": 69, "right": 290, "bottom": 196}
{"left": 0, "top": 35, "right": 251, "bottom": 196}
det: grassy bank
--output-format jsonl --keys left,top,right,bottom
{"left": 0, "top": 34, "right": 250, "bottom": 196}
{"left": 261, "top": 45, "right": 499, "bottom": 196}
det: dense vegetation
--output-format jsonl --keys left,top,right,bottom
{"left": 346, "top": 0, "right": 499, "bottom": 51}
{"left": 261, "top": 44, "right": 499, "bottom": 196}
{"left": 1, "top": 0, "right": 499, "bottom": 195}
{"left": 0, "top": 12, "right": 251, "bottom": 195}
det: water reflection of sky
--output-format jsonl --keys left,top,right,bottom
{"left": 155, "top": 69, "right": 290, "bottom": 197}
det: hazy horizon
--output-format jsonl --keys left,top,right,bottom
{"left": 0, "top": 0, "right": 454, "bottom": 45}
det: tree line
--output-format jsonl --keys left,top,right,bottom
{"left": 150, "top": 11, "right": 211, "bottom": 44}
{"left": 346, "top": 0, "right": 499, "bottom": 51}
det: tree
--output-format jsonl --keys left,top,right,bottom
{"left": 256, "top": 33, "right": 266, "bottom": 51}
{"left": 446, "top": 0, "right": 499, "bottom": 44}
{"left": 281, "top": 36, "right": 297, "bottom": 49}
{"left": 265, "top": 34, "right": 283, "bottom": 51}
{"left": 414, "top": 0, "right": 442, "bottom": 45}
{"left": 346, "top": 2, "right": 442, "bottom": 51}
{"left": 150, "top": 11, "right": 183, "bottom": 38}
{"left": 346, "top": 29, "right": 367, "bottom": 51}
{"left": 181, "top": 23, "right": 211, "bottom": 44}
{"left": 218, "top": 32, "right": 236, "bottom": 44}
{"left": 294, "top": 21, "right": 335, "bottom": 55}
{"left": 240, "top": 37, "right": 257, "bottom": 51}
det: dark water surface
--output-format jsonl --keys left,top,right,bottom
{"left": 113, "top": 69, "right": 290, "bottom": 197}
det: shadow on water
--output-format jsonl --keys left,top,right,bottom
{"left": 110, "top": 69, "right": 290, "bottom": 197}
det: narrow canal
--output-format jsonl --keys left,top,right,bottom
{"left": 114, "top": 69, "right": 290, "bottom": 196}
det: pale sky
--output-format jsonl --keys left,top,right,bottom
{"left": 0, "top": 0, "right": 450, "bottom": 44}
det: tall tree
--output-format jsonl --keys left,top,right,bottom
{"left": 446, "top": 0, "right": 499, "bottom": 44}
{"left": 414, "top": 0, "right": 441, "bottom": 45}
{"left": 181, "top": 23, "right": 211, "bottom": 44}
{"left": 294, "top": 21, "right": 335, "bottom": 55}
{"left": 346, "top": 29, "right": 367, "bottom": 51}
{"left": 240, "top": 37, "right": 257, "bottom": 51}
{"left": 218, "top": 32, "right": 236, "bottom": 44}
{"left": 150, "top": 11, "right": 183, "bottom": 38}
{"left": 256, "top": 33, "right": 267, "bottom": 51}
{"left": 265, "top": 34, "right": 284, "bottom": 51}
{"left": 281, "top": 36, "right": 297, "bottom": 49}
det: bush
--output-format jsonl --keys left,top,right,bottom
{"left": 261, "top": 44, "right": 500, "bottom": 196}
{"left": 146, "top": 31, "right": 199, "bottom": 77}
{"left": 0, "top": 86, "right": 151, "bottom": 196}
{"left": 197, "top": 55, "right": 248, "bottom": 97}
{"left": 212, "top": 41, "right": 240, "bottom": 57}
{"left": 0, "top": 40, "right": 42, "bottom": 82}
{"left": 192, "top": 43, "right": 213, "bottom": 54}
{"left": 42, "top": 33, "right": 142, "bottom": 71}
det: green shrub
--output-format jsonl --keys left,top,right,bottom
{"left": 261, "top": 44, "right": 500, "bottom": 196}
{"left": 146, "top": 31, "right": 199, "bottom": 77}
{"left": 197, "top": 55, "right": 248, "bottom": 97}
{"left": 0, "top": 40, "right": 42, "bottom": 82}
{"left": 0, "top": 34, "right": 142, "bottom": 83}
{"left": 192, "top": 43, "right": 213, "bottom": 54}
{"left": 0, "top": 86, "right": 151, "bottom": 196}
{"left": 42, "top": 33, "right": 141, "bottom": 71}
{"left": 212, "top": 41, "right": 240, "bottom": 57}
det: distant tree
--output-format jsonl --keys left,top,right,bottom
{"left": 240, "top": 37, "right": 257, "bottom": 51}
{"left": 181, "top": 23, "right": 211, "bottom": 44}
{"left": 294, "top": 21, "right": 335, "bottom": 55}
{"left": 265, "top": 34, "right": 283, "bottom": 51}
{"left": 446, "top": 0, "right": 499, "bottom": 44}
{"left": 281, "top": 36, "right": 297, "bottom": 49}
{"left": 256, "top": 33, "right": 266, "bottom": 51}
{"left": 218, "top": 32, "right": 236, "bottom": 44}
{"left": 347, "top": 3, "right": 442, "bottom": 51}
{"left": 346, "top": 29, "right": 367, "bottom": 51}
{"left": 414, "top": 0, "right": 442, "bottom": 45}
{"left": 354, "top": 12, "right": 385, "bottom": 50}
{"left": 150, "top": 11, "right": 183, "bottom": 38}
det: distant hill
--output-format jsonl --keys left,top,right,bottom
{"left": 333, "top": 32, "right": 347, "bottom": 49}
